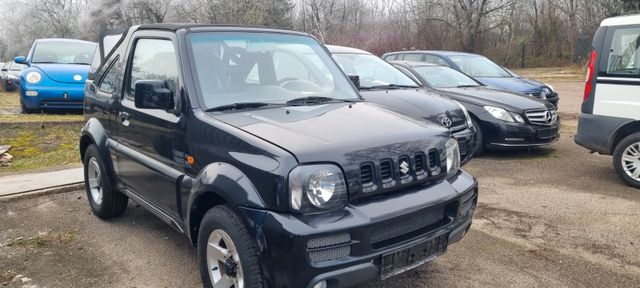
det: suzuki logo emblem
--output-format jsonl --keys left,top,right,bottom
{"left": 399, "top": 161, "right": 410, "bottom": 175}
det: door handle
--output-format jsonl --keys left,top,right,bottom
{"left": 119, "top": 111, "right": 130, "bottom": 126}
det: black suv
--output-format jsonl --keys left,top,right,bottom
{"left": 80, "top": 24, "right": 478, "bottom": 288}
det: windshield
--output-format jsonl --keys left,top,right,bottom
{"left": 448, "top": 55, "right": 511, "bottom": 78}
{"left": 31, "top": 41, "right": 96, "bottom": 65}
{"left": 332, "top": 53, "right": 419, "bottom": 88}
{"left": 189, "top": 32, "right": 358, "bottom": 109}
{"left": 413, "top": 66, "right": 480, "bottom": 88}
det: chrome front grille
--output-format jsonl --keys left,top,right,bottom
{"left": 525, "top": 109, "right": 558, "bottom": 126}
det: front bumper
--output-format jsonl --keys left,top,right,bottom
{"left": 21, "top": 83, "right": 84, "bottom": 110}
{"left": 483, "top": 118, "right": 560, "bottom": 149}
{"left": 238, "top": 171, "right": 478, "bottom": 288}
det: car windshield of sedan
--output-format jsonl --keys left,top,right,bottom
{"left": 190, "top": 32, "right": 359, "bottom": 110}
{"left": 413, "top": 66, "right": 480, "bottom": 88}
{"left": 31, "top": 41, "right": 96, "bottom": 65}
{"left": 332, "top": 53, "right": 419, "bottom": 89}
{"left": 448, "top": 55, "right": 512, "bottom": 78}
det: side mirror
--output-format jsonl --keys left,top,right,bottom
{"left": 134, "top": 80, "right": 174, "bottom": 110}
{"left": 14, "top": 56, "right": 26, "bottom": 64}
{"left": 348, "top": 75, "right": 360, "bottom": 89}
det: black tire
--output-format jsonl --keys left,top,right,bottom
{"left": 83, "top": 144, "right": 128, "bottom": 219}
{"left": 20, "top": 98, "right": 37, "bottom": 114}
{"left": 471, "top": 117, "right": 485, "bottom": 156}
{"left": 613, "top": 133, "right": 640, "bottom": 188}
{"left": 198, "top": 205, "right": 265, "bottom": 288}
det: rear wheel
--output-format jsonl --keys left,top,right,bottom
{"left": 83, "top": 144, "right": 128, "bottom": 219}
{"left": 613, "top": 133, "right": 640, "bottom": 188}
{"left": 471, "top": 118, "right": 485, "bottom": 156}
{"left": 198, "top": 205, "right": 265, "bottom": 288}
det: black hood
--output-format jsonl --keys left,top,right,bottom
{"left": 210, "top": 102, "right": 450, "bottom": 164}
{"left": 438, "top": 86, "right": 551, "bottom": 113}
{"left": 360, "top": 88, "right": 467, "bottom": 128}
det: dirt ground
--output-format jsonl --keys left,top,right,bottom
{"left": 2, "top": 80, "right": 639, "bottom": 287}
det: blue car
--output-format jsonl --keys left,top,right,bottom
{"left": 15, "top": 38, "right": 96, "bottom": 113}
{"left": 382, "top": 51, "right": 559, "bottom": 107}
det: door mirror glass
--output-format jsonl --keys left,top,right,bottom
{"left": 348, "top": 75, "right": 360, "bottom": 89}
{"left": 134, "top": 80, "right": 174, "bottom": 110}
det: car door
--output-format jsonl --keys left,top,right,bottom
{"left": 594, "top": 24, "right": 640, "bottom": 120}
{"left": 114, "top": 33, "right": 186, "bottom": 218}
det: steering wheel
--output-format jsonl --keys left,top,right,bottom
{"left": 278, "top": 77, "right": 298, "bottom": 85}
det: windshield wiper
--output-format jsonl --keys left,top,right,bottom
{"left": 205, "top": 102, "right": 278, "bottom": 112}
{"left": 456, "top": 84, "right": 480, "bottom": 88}
{"left": 285, "top": 96, "right": 355, "bottom": 106}
{"left": 367, "top": 84, "right": 420, "bottom": 89}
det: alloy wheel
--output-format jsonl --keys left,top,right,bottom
{"left": 207, "top": 229, "right": 244, "bottom": 288}
{"left": 87, "top": 157, "right": 103, "bottom": 206}
{"left": 621, "top": 142, "right": 640, "bottom": 181}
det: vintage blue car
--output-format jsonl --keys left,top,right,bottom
{"left": 15, "top": 38, "right": 96, "bottom": 113}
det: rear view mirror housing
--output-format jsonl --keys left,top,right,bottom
{"left": 348, "top": 75, "right": 360, "bottom": 89}
{"left": 134, "top": 80, "right": 174, "bottom": 110}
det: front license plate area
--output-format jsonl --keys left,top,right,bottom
{"left": 380, "top": 234, "right": 448, "bottom": 279}
{"left": 538, "top": 127, "right": 557, "bottom": 139}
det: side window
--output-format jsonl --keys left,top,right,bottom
{"left": 383, "top": 54, "right": 397, "bottom": 61}
{"left": 606, "top": 26, "right": 640, "bottom": 76}
{"left": 402, "top": 54, "right": 423, "bottom": 61}
{"left": 98, "top": 61, "right": 119, "bottom": 94}
{"left": 128, "top": 38, "right": 178, "bottom": 99}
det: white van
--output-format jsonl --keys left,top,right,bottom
{"left": 576, "top": 14, "right": 640, "bottom": 188}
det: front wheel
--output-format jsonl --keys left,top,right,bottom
{"left": 20, "top": 98, "right": 38, "bottom": 114}
{"left": 198, "top": 205, "right": 265, "bottom": 288}
{"left": 613, "top": 133, "right": 640, "bottom": 188}
{"left": 471, "top": 118, "right": 485, "bottom": 156}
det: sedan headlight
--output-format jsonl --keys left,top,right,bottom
{"left": 289, "top": 164, "right": 348, "bottom": 213}
{"left": 26, "top": 71, "right": 41, "bottom": 84}
{"left": 483, "top": 106, "right": 524, "bottom": 123}
{"left": 453, "top": 100, "right": 472, "bottom": 127}
{"left": 445, "top": 138, "right": 461, "bottom": 178}
{"left": 543, "top": 83, "right": 554, "bottom": 93}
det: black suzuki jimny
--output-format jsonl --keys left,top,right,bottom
{"left": 79, "top": 24, "right": 478, "bottom": 288}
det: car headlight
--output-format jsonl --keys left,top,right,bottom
{"left": 453, "top": 100, "right": 472, "bottom": 127}
{"left": 483, "top": 106, "right": 524, "bottom": 123}
{"left": 289, "top": 164, "right": 348, "bottom": 213}
{"left": 445, "top": 138, "right": 460, "bottom": 178}
{"left": 7, "top": 74, "right": 19, "bottom": 80}
{"left": 26, "top": 71, "right": 41, "bottom": 84}
{"left": 543, "top": 83, "right": 554, "bottom": 93}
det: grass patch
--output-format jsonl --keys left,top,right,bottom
{"left": 4, "top": 230, "right": 78, "bottom": 249}
{"left": 0, "top": 122, "right": 82, "bottom": 174}
{"left": 513, "top": 66, "right": 585, "bottom": 80}
{"left": 0, "top": 270, "right": 18, "bottom": 283}
{"left": 6, "top": 235, "right": 49, "bottom": 249}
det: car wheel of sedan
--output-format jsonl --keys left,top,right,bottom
{"left": 83, "top": 144, "right": 128, "bottom": 219}
{"left": 471, "top": 118, "right": 485, "bottom": 156}
{"left": 613, "top": 133, "right": 640, "bottom": 188}
{"left": 198, "top": 205, "right": 265, "bottom": 288}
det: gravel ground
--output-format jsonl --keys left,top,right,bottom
{"left": 2, "top": 81, "right": 639, "bottom": 288}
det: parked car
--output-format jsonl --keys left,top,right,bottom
{"left": 81, "top": 24, "right": 478, "bottom": 288}
{"left": 576, "top": 14, "right": 640, "bottom": 188}
{"left": 1, "top": 61, "right": 26, "bottom": 91}
{"left": 391, "top": 61, "right": 559, "bottom": 154}
{"left": 382, "top": 50, "right": 559, "bottom": 107}
{"left": 15, "top": 38, "right": 96, "bottom": 113}
{"left": 327, "top": 45, "right": 476, "bottom": 163}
